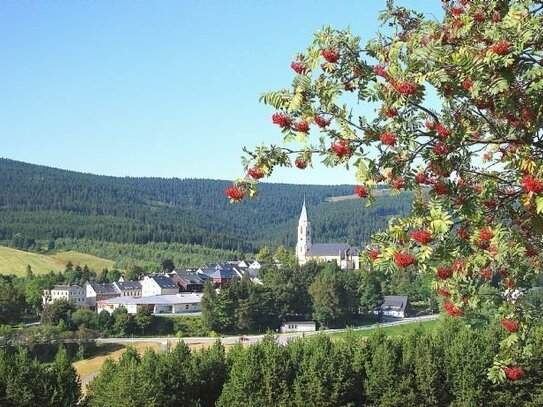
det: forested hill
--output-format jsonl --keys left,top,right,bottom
{"left": 0, "top": 158, "right": 412, "bottom": 253}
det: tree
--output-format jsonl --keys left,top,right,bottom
{"left": 201, "top": 281, "right": 219, "bottom": 333}
{"left": 41, "top": 299, "right": 76, "bottom": 328}
{"left": 230, "top": 0, "right": 543, "bottom": 381}
{"left": 71, "top": 308, "right": 98, "bottom": 330}
{"left": 359, "top": 269, "right": 384, "bottom": 314}
{"left": 124, "top": 264, "right": 143, "bottom": 282}
{"left": 134, "top": 306, "right": 153, "bottom": 336}
{"left": 160, "top": 259, "right": 175, "bottom": 273}
{"left": 49, "top": 347, "right": 81, "bottom": 407}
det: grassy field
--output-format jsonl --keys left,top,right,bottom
{"left": 0, "top": 245, "right": 116, "bottom": 276}
{"left": 330, "top": 319, "right": 438, "bottom": 339}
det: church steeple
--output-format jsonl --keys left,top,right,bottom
{"left": 296, "top": 198, "right": 311, "bottom": 265}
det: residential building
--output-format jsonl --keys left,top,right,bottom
{"left": 296, "top": 199, "right": 360, "bottom": 269}
{"left": 97, "top": 293, "right": 203, "bottom": 315}
{"left": 114, "top": 281, "right": 142, "bottom": 297}
{"left": 141, "top": 275, "right": 179, "bottom": 296}
{"left": 280, "top": 321, "right": 317, "bottom": 333}
{"left": 85, "top": 282, "right": 120, "bottom": 309}
{"left": 42, "top": 285, "right": 86, "bottom": 306}
{"left": 373, "top": 295, "right": 410, "bottom": 318}
{"left": 170, "top": 269, "right": 205, "bottom": 292}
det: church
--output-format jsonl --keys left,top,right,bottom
{"left": 295, "top": 199, "right": 360, "bottom": 270}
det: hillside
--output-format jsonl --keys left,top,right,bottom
{"left": 0, "top": 246, "right": 115, "bottom": 276}
{"left": 0, "top": 158, "right": 413, "bottom": 259}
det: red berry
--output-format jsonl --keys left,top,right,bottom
{"left": 526, "top": 247, "right": 538, "bottom": 257}
{"left": 481, "top": 268, "right": 492, "bottom": 279}
{"left": 492, "top": 11, "right": 501, "bottom": 23}
{"left": 331, "top": 140, "right": 352, "bottom": 158}
{"left": 295, "top": 121, "right": 310, "bottom": 133}
{"left": 453, "top": 259, "right": 466, "bottom": 272}
{"left": 291, "top": 61, "right": 306, "bottom": 74}
{"left": 434, "top": 141, "right": 450, "bottom": 155}
{"left": 411, "top": 230, "right": 433, "bottom": 244}
{"left": 521, "top": 176, "right": 543, "bottom": 193}
{"left": 321, "top": 48, "right": 340, "bottom": 63}
{"left": 247, "top": 167, "right": 265, "bottom": 180}
{"left": 415, "top": 173, "right": 427, "bottom": 184}
{"left": 457, "top": 229, "right": 471, "bottom": 239}
{"left": 294, "top": 157, "right": 307, "bottom": 169}
{"left": 462, "top": 79, "right": 473, "bottom": 90}
{"left": 225, "top": 186, "right": 245, "bottom": 202}
{"left": 393, "top": 80, "right": 418, "bottom": 96}
{"left": 432, "top": 180, "right": 449, "bottom": 196}
{"left": 502, "top": 318, "right": 519, "bottom": 332}
{"left": 504, "top": 366, "right": 525, "bottom": 381}
{"left": 444, "top": 301, "right": 462, "bottom": 318}
{"left": 272, "top": 112, "right": 291, "bottom": 128}
{"left": 394, "top": 252, "right": 416, "bottom": 268}
{"left": 451, "top": 5, "right": 464, "bottom": 15}
{"left": 437, "top": 267, "right": 453, "bottom": 280}
{"left": 391, "top": 177, "right": 405, "bottom": 190}
{"left": 380, "top": 132, "right": 397, "bottom": 146}
{"left": 354, "top": 185, "right": 369, "bottom": 198}
{"left": 438, "top": 287, "right": 451, "bottom": 297}
{"left": 473, "top": 11, "right": 486, "bottom": 22}
{"left": 382, "top": 106, "right": 398, "bottom": 118}
{"left": 314, "top": 115, "right": 331, "bottom": 128}
{"left": 490, "top": 41, "right": 511, "bottom": 55}
{"left": 368, "top": 249, "right": 380, "bottom": 261}
{"left": 435, "top": 123, "right": 452, "bottom": 138}
{"left": 479, "top": 227, "right": 494, "bottom": 242}
{"left": 374, "top": 64, "right": 389, "bottom": 78}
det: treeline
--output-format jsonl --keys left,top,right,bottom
{"left": 0, "top": 347, "right": 80, "bottom": 407}
{"left": 82, "top": 319, "right": 543, "bottom": 407}
{"left": 0, "top": 158, "right": 411, "bottom": 253}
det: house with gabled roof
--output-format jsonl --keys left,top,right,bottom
{"left": 85, "top": 282, "right": 120, "bottom": 308}
{"left": 373, "top": 295, "right": 410, "bottom": 318}
{"left": 170, "top": 269, "right": 205, "bottom": 292}
{"left": 141, "top": 275, "right": 179, "bottom": 297}
{"left": 296, "top": 199, "right": 360, "bottom": 269}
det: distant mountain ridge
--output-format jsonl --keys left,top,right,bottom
{"left": 0, "top": 158, "right": 412, "bottom": 253}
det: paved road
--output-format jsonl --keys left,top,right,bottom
{"left": 97, "top": 314, "right": 439, "bottom": 347}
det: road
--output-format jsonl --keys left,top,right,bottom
{"left": 97, "top": 314, "right": 439, "bottom": 347}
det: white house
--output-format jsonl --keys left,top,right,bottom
{"left": 373, "top": 296, "right": 410, "bottom": 318}
{"left": 141, "top": 275, "right": 179, "bottom": 297}
{"left": 85, "top": 282, "right": 121, "bottom": 308}
{"left": 296, "top": 199, "right": 360, "bottom": 269}
{"left": 114, "top": 281, "right": 142, "bottom": 297}
{"left": 42, "top": 285, "right": 86, "bottom": 307}
{"left": 97, "top": 293, "right": 203, "bottom": 315}
{"left": 280, "top": 321, "right": 317, "bottom": 333}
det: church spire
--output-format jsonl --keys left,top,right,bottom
{"left": 299, "top": 196, "right": 308, "bottom": 222}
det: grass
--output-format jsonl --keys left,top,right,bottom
{"left": 0, "top": 245, "right": 116, "bottom": 276}
{"left": 329, "top": 319, "right": 438, "bottom": 339}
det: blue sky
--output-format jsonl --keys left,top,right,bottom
{"left": 0, "top": 0, "right": 442, "bottom": 184}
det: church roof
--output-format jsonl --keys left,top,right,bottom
{"left": 299, "top": 198, "right": 308, "bottom": 222}
{"left": 306, "top": 243, "right": 358, "bottom": 257}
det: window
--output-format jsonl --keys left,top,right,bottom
{"left": 185, "top": 304, "right": 189, "bottom": 309}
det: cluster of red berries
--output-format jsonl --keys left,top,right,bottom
{"left": 411, "top": 229, "right": 433, "bottom": 244}
{"left": 415, "top": 173, "right": 428, "bottom": 184}
{"left": 394, "top": 252, "right": 416, "bottom": 268}
{"left": 354, "top": 185, "right": 369, "bottom": 198}
{"left": 490, "top": 41, "right": 511, "bottom": 55}
{"left": 225, "top": 186, "right": 245, "bottom": 202}
{"left": 526, "top": 247, "right": 538, "bottom": 257}
{"left": 294, "top": 157, "right": 307, "bottom": 169}
{"left": 435, "top": 123, "right": 452, "bottom": 138}
{"left": 295, "top": 121, "right": 310, "bottom": 133}
{"left": 504, "top": 366, "right": 525, "bottom": 381}
{"left": 456, "top": 229, "right": 471, "bottom": 240}
{"left": 461, "top": 79, "right": 473, "bottom": 90}
{"left": 391, "top": 177, "right": 405, "bottom": 189}
{"left": 380, "top": 132, "right": 397, "bottom": 146}
{"left": 314, "top": 115, "right": 331, "bottom": 128}
{"left": 374, "top": 64, "right": 389, "bottom": 78}
{"left": 479, "top": 227, "right": 494, "bottom": 242}
{"left": 382, "top": 106, "right": 398, "bottom": 118}
{"left": 432, "top": 180, "right": 449, "bottom": 196}
{"left": 247, "top": 167, "right": 264, "bottom": 180}
{"left": 368, "top": 249, "right": 380, "bottom": 261}
{"left": 502, "top": 318, "right": 519, "bottom": 333}
{"left": 444, "top": 301, "right": 462, "bottom": 318}
{"left": 450, "top": 5, "right": 464, "bottom": 15}
{"left": 437, "top": 267, "right": 453, "bottom": 280}
{"left": 473, "top": 11, "right": 486, "bottom": 22}
{"left": 321, "top": 48, "right": 340, "bottom": 63}
{"left": 438, "top": 287, "right": 451, "bottom": 297}
{"left": 481, "top": 268, "right": 492, "bottom": 279}
{"left": 291, "top": 61, "right": 306, "bottom": 74}
{"left": 393, "top": 80, "right": 418, "bottom": 96}
{"left": 521, "top": 176, "right": 543, "bottom": 193}
{"left": 434, "top": 141, "right": 450, "bottom": 155}
{"left": 272, "top": 112, "right": 291, "bottom": 128}
{"left": 331, "top": 140, "right": 352, "bottom": 158}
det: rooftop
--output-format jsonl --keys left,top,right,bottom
{"left": 99, "top": 293, "right": 204, "bottom": 306}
